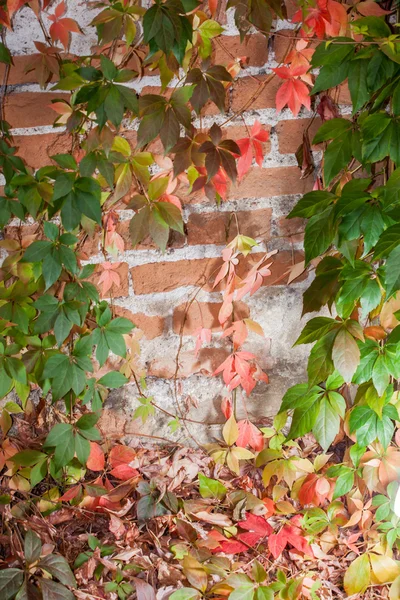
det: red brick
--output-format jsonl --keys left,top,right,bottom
{"left": 13, "top": 133, "right": 71, "bottom": 169}
{"left": 212, "top": 34, "right": 268, "bottom": 67}
{"left": 186, "top": 208, "right": 272, "bottom": 245}
{"left": 173, "top": 301, "right": 249, "bottom": 335}
{"left": 148, "top": 347, "right": 229, "bottom": 378}
{"left": 187, "top": 166, "right": 312, "bottom": 204}
{"left": 231, "top": 75, "right": 280, "bottom": 112}
{"left": 337, "top": 83, "right": 351, "bottom": 105}
{"left": 79, "top": 231, "right": 101, "bottom": 259}
{"left": 274, "top": 30, "right": 296, "bottom": 63}
{"left": 275, "top": 118, "right": 322, "bottom": 154}
{"left": 130, "top": 250, "right": 304, "bottom": 294}
{"left": 0, "top": 55, "right": 58, "bottom": 86}
{"left": 90, "top": 262, "right": 129, "bottom": 298}
{"left": 4, "top": 92, "right": 67, "bottom": 128}
{"left": 277, "top": 216, "right": 305, "bottom": 242}
{"left": 113, "top": 306, "right": 165, "bottom": 339}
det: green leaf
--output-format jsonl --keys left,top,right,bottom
{"left": 294, "top": 317, "right": 338, "bottom": 346}
{"left": 332, "top": 329, "right": 360, "bottom": 382}
{"left": 348, "top": 59, "right": 370, "bottom": 113}
{"left": 23, "top": 241, "right": 53, "bottom": 263}
{"left": 333, "top": 468, "right": 354, "bottom": 500}
{"left": 51, "top": 154, "right": 77, "bottom": 171}
{"left": 307, "top": 331, "right": 336, "bottom": 387}
{"left": 385, "top": 246, "right": 400, "bottom": 298}
{"left": 169, "top": 589, "right": 200, "bottom": 600}
{"left": 312, "top": 118, "right": 352, "bottom": 144}
{"left": 287, "top": 391, "right": 323, "bottom": 439}
{"left": 304, "top": 207, "right": 335, "bottom": 265}
{"left": 0, "top": 568, "right": 24, "bottom": 600}
{"left": 280, "top": 383, "right": 309, "bottom": 411}
{"left": 12, "top": 450, "right": 47, "bottom": 467}
{"left": 97, "top": 371, "right": 129, "bottom": 388}
{"left": 38, "top": 555, "right": 76, "bottom": 587}
{"left": 323, "top": 130, "right": 353, "bottom": 184}
{"left": 375, "top": 224, "right": 400, "bottom": 258}
{"left": 313, "top": 396, "right": 340, "bottom": 451}
{"left": 40, "top": 578, "right": 75, "bottom": 600}
{"left": 76, "top": 412, "right": 99, "bottom": 430}
{"left": 0, "top": 42, "right": 12, "bottom": 65}
{"left": 198, "top": 473, "right": 227, "bottom": 499}
{"left": 287, "top": 191, "right": 335, "bottom": 219}
{"left": 74, "top": 433, "right": 90, "bottom": 466}
{"left": 312, "top": 62, "right": 350, "bottom": 95}
{"left": 24, "top": 530, "right": 42, "bottom": 564}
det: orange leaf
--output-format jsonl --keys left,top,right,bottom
{"left": 87, "top": 442, "right": 105, "bottom": 472}
{"left": 109, "top": 444, "right": 136, "bottom": 468}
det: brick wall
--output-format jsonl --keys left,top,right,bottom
{"left": 2, "top": 3, "right": 346, "bottom": 442}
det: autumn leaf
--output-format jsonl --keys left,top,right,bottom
{"left": 87, "top": 442, "right": 105, "bottom": 472}
{"left": 273, "top": 65, "right": 311, "bottom": 117}
{"left": 48, "top": 0, "right": 82, "bottom": 49}
{"left": 344, "top": 553, "right": 371, "bottom": 596}
{"left": 236, "top": 121, "right": 269, "bottom": 180}
{"left": 97, "top": 262, "right": 121, "bottom": 296}
{"left": 7, "top": 0, "right": 26, "bottom": 19}
{"left": 237, "top": 420, "right": 264, "bottom": 452}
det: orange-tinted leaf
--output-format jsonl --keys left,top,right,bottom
{"left": 237, "top": 420, "right": 264, "bottom": 452}
{"left": 109, "top": 464, "right": 139, "bottom": 480}
{"left": 87, "top": 442, "right": 105, "bottom": 472}
{"left": 109, "top": 444, "right": 136, "bottom": 468}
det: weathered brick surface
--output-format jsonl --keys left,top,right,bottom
{"left": 4, "top": 92, "right": 67, "bottom": 128}
{"left": 173, "top": 301, "right": 250, "bottom": 335}
{"left": 3, "top": 6, "right": 322, "bottom": 432}
{"left": 131, "top": 250, "right": 304, "bottom": 295}
{"left": 13, "top": 133, "right": 71, "bottom": 169}
{"left": 113, "top": 306, "right": 165, "bottom": 339}
{"left": 212, "top": 34, "right": 269, "bottom": 67}
{"left": 187, "top": 208, "right": 272, "bottom": 245}
{"left": 275, "top": 118, "right": 322, "bottom": 154}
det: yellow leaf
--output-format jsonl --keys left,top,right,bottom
{"left": 231, "top": 447, "right": 254, "bottom": 460}
{"left": 390, "top": 574, "right": 400, "bottom": 600}
{"left": 182, "top": 555, "right": 208, "bottom": 592}
{"left": 344, "top": 553, "right": 371, "bottom": 596}
{"left": 370, "top": 552, "right": 400, "bottom": 584}
{"left": 223, "top": 415, "right": 239, "bottom": 446}
{"left": 380, "top": 292, "right": 400, "bottom": 330}
{"left": 111, "top": 135, "right": 131, "bottom": 157}
{"left": 244, "top": 318, "right": 264, "bottom": 336}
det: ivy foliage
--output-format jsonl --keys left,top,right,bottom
{"left": 281, "top": 14, "right": 400, "bottom": 458}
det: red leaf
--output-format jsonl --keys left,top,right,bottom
{"left": 237, "top": 420, "right": 264, "bottom": 452}
{"left": 284, "top": 524, "right": 314, "bottom": 556}
{"left": 109, "top": 445, "right": 137, "bottom": 468}
{"left": 221, "top": 396, "right": 233, "bottom": 419}
{"left": 238, "top": 512, "right": 272, "bottom": 537}
{"left": 7, "top": 0, "right": 26, "bottom": 18}
{"left": 268, "top": 530, "right": 288, "bottom": 559}
{"left": 109, "top": 464, "right": 139, "bottom": 480}
{"left": 208, "top": 0, "right": 218, "bottom": 16}
{"left": 236, "top": 121, "right": 269, "bottom": 179}
{"left": 357, "top": 0, "right": 391, "bottom": 16}
{"left": 59, "top": 484, "right": 81, "bottom": 502}
{"left": 86, "top": 442, "right": 105, "bottom": 472}
{"left": 0, "top": 7, "right": 11, "bottom": 27}
{"left": 276, "top": 79, "right": 310, "bottom": 116}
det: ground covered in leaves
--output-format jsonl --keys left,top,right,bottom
{"left": 1, "top": 414, "right": 400, "bottom": 600}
